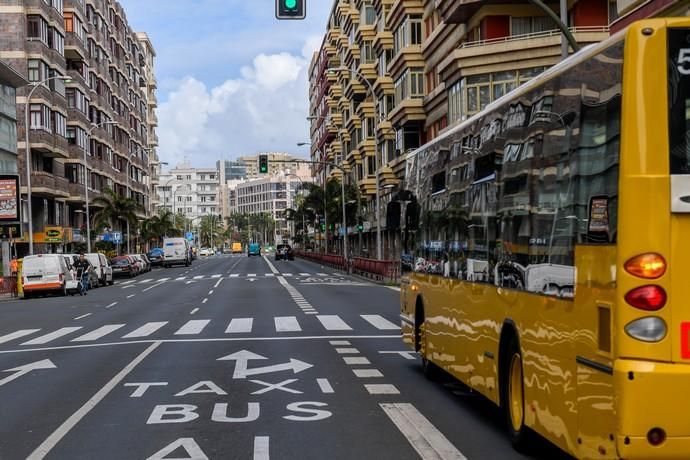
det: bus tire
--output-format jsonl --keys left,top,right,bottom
{"left": 501, "top": 333, "right": 534, "bottom": 452}
{"left": 415, "top": 298, "right": 440, "bottom": 381}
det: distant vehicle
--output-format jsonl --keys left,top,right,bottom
{"left": 137, "top": 254, "right": 152, "bottom": 273}
{"left": 163, "top": 237, "right": 191, "bottom": 267}
{"left": 199, "top": 248, "right": 212, "bottom": 257}
{"left": 147, "top": 248, "right": 165, "bottom": 266}
{"left": 61, "top": 255, "right": 80, "bottom": 295}
{"left": 111, "top": 256, "right": 136, "bottom": 278}
{"left": 231, "top": 242, "right": 243, "bottom": 254}
{"left": 22, "top": 254, "right": 71, "bottom": 298}
{"left": 275, "top": 244, "right": 294, "bottom": 261}
{"left": 85, "top": 253, "right": 113, "bottom": 286}
{"left": 68, "top": 255, "right": 100, "bottom": 288}
{"left": 247, "top": 243, "right": 261, "bottom": 257}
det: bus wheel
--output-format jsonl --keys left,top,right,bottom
{"left": 416, "top": 309, "right": 440, "bottom": 381}
{"left": 502, "top": 336, "right": 533, "bottom": 451}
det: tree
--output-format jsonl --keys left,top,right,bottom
{"left": 140, "top": 210, "right": 180, "bottom": 248}
{"left": 91, "top": 188, "right": 142, "bottom": 254}
{"left": 198, "top": 215, "right": 224, "bottom": 248}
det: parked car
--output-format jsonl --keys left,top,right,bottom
{"left": 247, "top": 243, "right": 261, "bottom": 257}
{"left": 85, "top": 253, "right": 114, "bottom": 286}
{"left": 163, "top": 238, "right": 191, "bottom": 267}
{"left": 147, "top": 248, "right": 165, "bottom": 267}
{"left": 138, "top": 254, "right": 152, "bottom": 272}
{"left": 111, "top": 256, "right": 137, "bottom": 278}
{"left": 68, "top": 255, "right": 100, "bottom": 289}
{"left": 131, "top": 254, "right": 148, "bottom": 273}
{"left": 275, "top": 244, "right": 294, "bottom": 261}
{"left": 22, "top": 254, "right": 71, "bottom": 298}
{"left": 199, "top": 248, "right": 212, "bottom": 257}
{"left": 61, "top": 255, "right": 81, "bottom": 295}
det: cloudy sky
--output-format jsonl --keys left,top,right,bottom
{"left": 118, "top": 0, "right": 332, "bottom": 168}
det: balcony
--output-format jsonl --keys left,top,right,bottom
{"left": 29, "top": 172, "right": 70, "bottom": 198}
{"left": 389, "top": 97, "right": 425, "bottom": 127}
{"left": 439, "top": 27, "right": 610, "bottom": 82}
{"left": 65, "top": 34, "right": 87, "bottom": 61}
{"left": 435, "top": 0, "right": 525, "bottom": 24}
{"left": 27, "top": 130, "right": 70, "bottom": 159}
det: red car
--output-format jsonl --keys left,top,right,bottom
{"left": 111, "top": 256, "right": 139, "bottom": 278}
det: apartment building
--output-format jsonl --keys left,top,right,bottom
{"left": 0, "top": 0, "right": 157, "bottom": 255}
{"left": 157, "top": 164, "right": 219, "bottom": 222}
{"left": 238, "top": 152, "right": 305, "bottom": 179}
{"left": 309, "top": 0, "right": 612, "bottom": 258}
{"left": 611, "top": 0, "right": 689, "bottom": 30}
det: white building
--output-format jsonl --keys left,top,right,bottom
{"left": 157, "top": 163, "right": 220, "bottom": 221}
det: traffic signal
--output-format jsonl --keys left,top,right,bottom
{"left": 357, "top": 219, "right": 364, "bottom": 232}
{"left": 275, "top": 0, "right": 306, "bottom": 20}
{"left": 259, "top": 154, "right": 269, "bottom": 174}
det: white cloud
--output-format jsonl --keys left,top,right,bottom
{"left": 157, "top": 44, "right": 314, "bottom": 167}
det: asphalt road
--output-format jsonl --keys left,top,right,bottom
{"left": 0, "top": 254, "right": 572, "bottom": 460}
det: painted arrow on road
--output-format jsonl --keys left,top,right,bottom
{"left": 218, "top": 350, "right": 312, "bottom": 379}
{"left": 0, "top": 359, "right": 57, "bottom": 387}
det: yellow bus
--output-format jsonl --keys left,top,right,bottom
{"left": 399, "top": 18, "right": 690, "bottom": 459}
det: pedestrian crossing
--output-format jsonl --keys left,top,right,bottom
{"left": 0, "top": 314, "right": 400, "bottom": 348}
{"left": 117, "top": 272, "right": 346, "bottom": 286}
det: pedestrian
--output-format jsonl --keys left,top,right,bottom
{"left": 73, "top": 253, "right": 91, "bottom": 296}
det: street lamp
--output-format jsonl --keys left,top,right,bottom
{"left": 24, "top": 74, "right": 72, "bottom": 255}
{"left": 327, "top": 66, "right": 382, "bottom": 260}
{"left": 84, "top": 121, "right": 118, "bottom": 253}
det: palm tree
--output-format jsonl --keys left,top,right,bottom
{"left": 199, "top": 215, "right": 224, "bottom": 247}
{"left": 91, "top": 188, "right": 142, "bottom": 254}
{"left": 140, "top": 210, "right": 179, "bottom": 248}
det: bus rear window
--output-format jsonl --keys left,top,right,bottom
{"left": 669, "top": 28, "right": 690, "bottom": 174}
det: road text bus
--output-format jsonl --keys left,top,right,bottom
{"left": 399, "top": 18, "right": 690, "bottom": 459}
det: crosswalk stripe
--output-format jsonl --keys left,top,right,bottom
{"left": 120, "top": 280, "right": 136, "bottom": 285}
{"left": 299, "top": 273, "right": 310, "bottom": 276}
{"left": 226, "top": 318, "right": 253, "bottom": 334}
{"left": 0, "top": 329, "right": 41, "bottom": 344}
{"left": 282, "top": 273, "right": 293, "bottom": 276}
{"left": 264, "top": 273, "right": 274, "bottom": 277}
{"left": 140, "top": 279, "right": 153, "bottom": 284}
{"left": 361, "top": 315, "right": 400, "bottom": 330}
{"left": 122, "top": 322, "right": 168, "bottom": 338}
{"left": 317, "top": 273, "right": 328, "bottom": 276}
{"left": 211, "top": 274, "right": 222, "bottom": 278}
{"left": 193, "top": 275, "right": 204, "bottom": 280}
{"left": 274, "top": 316, "right": 301, "bottom": 332}
{"left": 22, "top": 327, "right": 82, "bottom": 345}
{"left": 71, "top": 324, "right": 126, "bottom": 342}
{"left": 158, "top": 278, "right": 170, "bottom": 282}
{"left": 316, "top": 315, "right": 352, "bottom": 331}
{"left": 229, "top": 274, "right": 240, "bottom": 278}
{"left": 175, "top": 277, "right": 186, "bottom": 281}
{"left": 174, "top": 320, "right": 210, "bottom": 335}
{"left": 247, "top": 274, "right": 257, "bottom": 277}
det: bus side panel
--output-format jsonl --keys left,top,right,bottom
{"left": 574, "top": 245, "right": 617, "bottom": 459}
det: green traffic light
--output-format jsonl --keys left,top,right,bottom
{"left": 285, "top": 0, "right": 297, "bottom": 8}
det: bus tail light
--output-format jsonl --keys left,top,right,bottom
{"left": 624, "top": 285, "right": 667, "bottom": 311}
{"left": 624, "top": 253, "right": 666, "bottom": 279}
{"left": 625, "top": 317, "right": 667, "bottom": 342}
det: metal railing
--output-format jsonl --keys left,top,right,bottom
{"left": 460, "top": 26, "right": 610, "bottom": 49}
{"left": 294, "top": 250, "right": 400, "bottom": 282}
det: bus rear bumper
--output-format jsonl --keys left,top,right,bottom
{"left": 614, "top": 359, "right": 690, "bottom": 459}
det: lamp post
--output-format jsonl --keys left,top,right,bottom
{"left": 84, "top": 121, "right": 118, "bottom": 253}
{"left": 24, "top": 74, "right": 72, "bottom": 255}
{"left": 126, "top": 147, "right": 152, "bottom": 253}
{"left": 327, "top": 66, "right": 382, "bottom": 260}
{"left": 163, "top": 178, "right": 178, "bottom": 213}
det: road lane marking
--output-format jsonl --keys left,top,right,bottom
{"left": 274, "top": 316, "right": 301, "bottom": 332}
{"left": 27, "top": 342, "right": 161, "bottom": 460}
{"left": 317, "top": 272, "right": 328, "bottom": 276}
{"left": 226, "top": 318, "right": 253, "bottom": 333}
{"left": 71, "top": 324, "right": 126, "bottom": 342}
{"left": 105, "top": 302, "right": 118, "bottom": 309}
{"left": 229, "top": 274, "right": 240, "bottom": 278}
{"left": 174, "top": 320, "right": 210, "bottom": 335}
{"left": 317, "top": 378, "right": 334, "bottom": 394}
{"left": 264, "top": 273, "right": 274, "bottom": 277}
{"left": 140, "top": 279, "right": 153, "bottom": 283}
{"left": 190, "top": 308, "right": 199, "bottom": 315}
{"left": 247, "top": 273, "right": 257, "bottom": 277}
{"left": 0, "top": 329, "right": 41, "bottom": 344}
{"left": 282, "top": 273, "right": 293, "bottom": 277}
{"left": 329, "top": 340, "right": 351, "bottom": 345}
{"left": 120, "top": 280, "right": 136, "bottom": 285}
{"left": 305, "top": 312, "right": 318, "bottom": 315}
{"left": 386, "top": 286, "right": 401, "bottom": 292}
{"left": 158, "top": 278, "right": 170, "bottom": 282}
{"left": 316, "top": 315, "right": 353, "bottom": 331}
{"left": 299, "top": 273, "right": 310, "bottom": 276}
{"left": 127, "top": 294, "right": 135, "bottom": 299}
{"left": 175, "top": 277, "right": 186, "bottom": 281}
{"left": 379, "top": 351, "right": 418, "bottom": 360}
{"left": 142, "top": 282, "right": 165, "bottom": 292}
{"left": 211, "top": 274, "right": 222, "bottom": 278}
{"left": 193, "top": 275, "right": 204, "bottom": 280}
{"left": 73, "top": 314, "right": 92, "bottom": 320}
{"left": 202, "top": 298, "right": 208, "bottom": 304}
{"left": 361, "top": 315, "right": 400, "bottom": 330}
{"left": 335, "top": 348, "right": 360, "bottom": 354}
{"left": 122, "top": 322, "right": 168, "bottom": 338}
{"left": 380, "top": 403, "right": 467, "bottom": 460}
{"left": 343, "top": 356, "right": 371, "bottom": 365}
{"left": 353, "top": 369, "right": 384, "bottom": 378}
{"left": 213, "top": 278, "right": 223, "bottom": 288}
{"left": 253, "top": 436, "right": 269, "bottom": 460}
{"left": 21, "top": 327, "right": 82, "bottom": 345}
{"left": 365, "top": 384, "right": 400, "bottom": 395}
{"left": 208, "top": 290, "right": 214, "bottom": 295}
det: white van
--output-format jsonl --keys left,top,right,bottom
{"left": 163, "top": 238, "right": 190, "bottom": 267}
{"left": 85, "top": 253, "right": 113, "bottom": 286}
{"left": 22, "top": 254, "right": 70, "bottom": 298}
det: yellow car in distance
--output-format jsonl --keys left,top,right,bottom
{"left": 231, "top": 242, "right": 242, "bottom": 254}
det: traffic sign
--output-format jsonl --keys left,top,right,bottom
{"left": 185, "top": 232, "right": 194, "bottom": 241}
{"left": 112, "top": 232, "right": 122, "bottom": 244}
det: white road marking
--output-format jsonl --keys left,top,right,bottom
{"left": 380, "top": 403, "right": 467, "bottom": 460}
{"left": 140, "top": 279, "right": 153, "bottom": 283}
{"left": 190, "top": 308, "right": 199, "bottom": 315}
{"left": 274, "top": 316, "right": 301, "bottom": 332}
{"left": 282, "top": 273, "right": 293, "bottom": 277}
{"left": 353, "top": 369, "right": 384, "bottom": 378}
{"left": 211, "top": 274, "right": 222, "bottom": 278}
{"left": 335, "top": 348, "right": 360, "bottom": 354}
{"left": 105, "top": 302, "right": 118, "bottom": 309}
{"left": 193, "top": 275, "right": 204, "bottom": 280}
{"left": 0, "top": 329, "right": 40, "bottom": 344}
{"left": 247, "top": 273, "right": 257, "bottom": 277}
{"left": 22, "top": 327, "right": 82, "bottom": 345}
{"left": 226, "top": 318, "right": 253, "bottom": 334}
{"left": 229, "top": 274, "right": 240, "bottom": 278}
{"left": 208, "top": 290, "right": 214, "bottom": 295}
{"left": 122, "top": 322, "right": 168, "bottom": 338}
{"left": 71, "top": 324, "right": 126, "bottom": 342}
{"left": 157, "top": 278, "right": 170, "bottom": 282}
{"left": 174, "top": 320, "right": 210, "bottom": 335}
{"left": 317, "top": 272, "right": 328, "bottom": 276}
{"left": 26, "top": 342, "right": 161, "bottom": 459}
{"left": 343, "top": 356, "right": 370, "bottom": 365}
{"left": 175, "top": 277, "right": 186, "bottom": 281}
{"left": 361, "top": 315, "right": 400, "bottom": 330}
{"left": 299, "top": 273, "right": 310, "bottom": 276}
{"left": 386, "top": 286, "right": 401, "bottom": 292}
{"left": 329, "top": 340, "right": 351, "bottom": 345}
{"left": 253, "top": 436, "right": 269, "bottom": 460}
{"left": 127, "top": 294, "right": 135, "bottom": 299}
{"left": 365, "top": 384, "right": 400, "bottom": 395}
{"left": 214, "top": 278, "right": 223, "bottom": 288}
{"left": 142, "top": 282, "right": 165, "bottom": 293}
{"left": 317, "top": 378, "right": 334, "bottom": 394}
{"left": 120, "top": 280, "right": 136, "bottom": 285}
{"left": 316, "top": 316, "right": 352, "bottom": 331}
{"left": 379, "top": 351, "right": 418, "bottom": 360}
{"left": 202, "top": 298, "right": 208, "bottom": 304}
{"left": 304, "top": 311, "right": 318, "bottom": 315}
{"left": 73, "top": 314, "right": 92, "bottom": 320}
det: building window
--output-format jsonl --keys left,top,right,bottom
{"left": 52, "top": 111, "right": 67, "bottom": 138}
{"left": 362, "top": 2, "right": 376, "bottom": 26}
{"left": 27, "top": 15, "right": 49, "bottom": 44}
{"left": 29, "top": 104, "right": 51, "bottom": 131}
{"left": 510, "top": 16, "right": 552, "bottom": 36}
{"left": 361, "top": 41, "right": 375, "bottom": 64}
{"left": 393, "top": 16, "right": 423, "bottom": 55}
{"left": 448, "top": 79, "right": 464, "bottom": 123}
